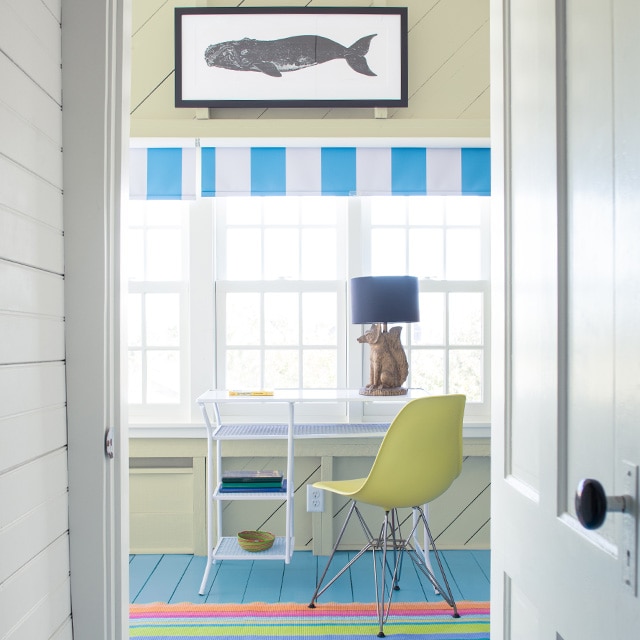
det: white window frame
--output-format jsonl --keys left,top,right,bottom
{"left": 127, "top": 194, "right": 491, "bottom": 429}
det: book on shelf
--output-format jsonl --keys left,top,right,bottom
{"left": 221, "top": 470, "right": 283, "bottom": 483}
{"left": 218, "top": 479, "right": 287, "bottom": 494}
{"left": 221, "top": 481, "right": 282, "bottom": 488}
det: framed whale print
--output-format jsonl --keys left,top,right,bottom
{"left": 174, "top": 7, "right": 408, "bottom": 108}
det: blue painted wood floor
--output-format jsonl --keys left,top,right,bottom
{"left": 130, "top": 550, "right": 490, "bottom": 604}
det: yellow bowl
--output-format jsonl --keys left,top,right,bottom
{"left": 237, "top": 530, "right": 275, "bottom": 552}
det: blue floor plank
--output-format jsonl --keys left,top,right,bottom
{"left": 130, "top": 550, "right": 490, "bottom": 604}
{"left": 471, "top": 549, "right": 491, "bottom": 581}
{"left": 243, "top": 560, "right": 286, "bottom": 603}
{"left": 441, "top": 550, "right": 490, "bottom": 601}
{"left": 169, "top": 555, "right": 209, "bottom": 604}
{"left": 280, "top": 551, "right": 318, "bottom": 603}
{"left": 129, "top": 554, "right": 162, "bottom": 602}
{"left": 135, "top": 554, "right": 192, "bottom": 604}
{"left": 314, "top": 551, "right": 355, "bottom": 603}
{"left": 206, "top": 560, "right": 253, "bottom": 603}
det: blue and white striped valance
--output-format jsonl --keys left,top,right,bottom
{"left": 129, "top": 146, "right": 490, "bottom": 200}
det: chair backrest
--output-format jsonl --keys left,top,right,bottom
{"left": 354, "top": 394, "right": 466, "bottom": 510}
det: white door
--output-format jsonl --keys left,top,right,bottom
{"left": 490, "top": 0, "right": 640, "bottom": 638}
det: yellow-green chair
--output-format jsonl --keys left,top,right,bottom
{"left": 308, "top": 394, "right": 466, "bottom": 637}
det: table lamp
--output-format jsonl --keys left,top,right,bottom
{"left": 351, "top": 275, "right": 420, "bottom": 396}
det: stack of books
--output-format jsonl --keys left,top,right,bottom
{"left": 219, "top": 470, "right": 286, "bottom": 493}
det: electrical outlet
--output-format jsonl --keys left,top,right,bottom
{"left": 307, "top": 484, "right": 324, "bottom": 512}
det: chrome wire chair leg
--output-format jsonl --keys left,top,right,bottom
{"left": 405, "top": 506, "right": 459, "bottom": 618}
{"left": 308, "top": 500, "right": 376, "bottom": 608}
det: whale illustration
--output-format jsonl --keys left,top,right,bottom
{"left": 204, "top": 34, "right": 377, "bottom": 77}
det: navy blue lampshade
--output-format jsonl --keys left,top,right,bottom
{"left": 351, "top": 276, "right": 420, "bottom": 324}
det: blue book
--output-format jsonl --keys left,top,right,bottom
{"left": 218, "top": 480, "right": 287, "bottom": 494}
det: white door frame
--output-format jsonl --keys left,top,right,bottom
{"left": 62, "top": 1, "right": 130, "bottom": 638}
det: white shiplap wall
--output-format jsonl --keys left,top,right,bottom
{"left": 0, "top": 0, "right": 73, "bottom": 638}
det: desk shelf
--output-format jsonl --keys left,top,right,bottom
{"left": 213, "top": 535, "right": 291, "bottom": 561}
{"left": 196, "top": 389, "right": 426, "bottom": 597}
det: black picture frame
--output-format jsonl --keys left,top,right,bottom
{"left": 174, "top": 7, "right": 408, "bottom": 109}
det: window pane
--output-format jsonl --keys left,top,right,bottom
{"left": 226, "top": 197, "right": 262, "bottom": 225}
{"left": 370, "top": 196, "right": 406, "bottom": 225}
{"left": 371, "top": 228, "right": 406, "bottom": 274}
{"left": 146, "top": 293, "right": 180, "bottom": 346}
{"left": 127, "top": 229, "right": 145, "bottom": 281}
{"left": 446, "top": 228, "right": 481, "bottom": 279}
{"left": 410, "top": 350, "right": 445, "bottom": 394}
{"left": 265, "top": 293, "right": 299, "bottom": 345}
{"left": 146, "top": 350, "right": 180, "bottom": 403}
{"left": 302, "top": 293, "right": 337, "bottom": 345}
{"left": 226, "top": 350, "right": 261, "bottom": 388}
{"left": 449, "top": 349, "right": 482, "bottom": 401}
{"left": 226, "top": 228, "right": 261, "bottom": 279}
{"left": 263, "top": 197, "right": 299, "bottom": 225}
{"left": 446, "top": 197, "right": 481, "bottom": 225}
{"left": 226, "top": 293, "right": 261, "bottom": 345}
{"left": 148, "top": 201, "right": 185, "bottom": 226}
{"left": 300, "top": 197, "right": 339, "bottom": 225}
{"left": 128, "top": 293, "right": 142, "bottom": 347}
{"left": 128, "top": 351, "right": 142, "bottom": 403}
{"left": 409, "top": 228, "right": 444, "bottom": 279}
{"left": 449, "top": 292, "right": 483, "bottom": 345}
{"left": 303, "top": 349, "right": 337, "bottom": 388}
{"left": 146, "top": 229, "right": 182, "bottom": 280}
{"left": 413, "top": 292, "right": 445, "bottom": 345}
{"left": 264, "top": 228, "right": 299, "bottom": 279}
{"left": 301, "top": 228, "right": 337, "bottom": 279}
{"left": 264, "top": 350, "right": 299, "bottom": 388}
{"left": 407, "top": 197, "right": 445, "bottom": 225}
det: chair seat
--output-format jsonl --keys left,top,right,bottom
{"left": 313, "top": 477, "right": 367, "bottom": 496}
{"left": 308, "top": 395, "right": 466, "bottom": 637}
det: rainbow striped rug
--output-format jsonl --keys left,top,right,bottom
{"left": 129, "top": 601, "right": 489, "bottom": 639}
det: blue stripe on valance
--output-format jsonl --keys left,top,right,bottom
{"left": 130, "top": 146, "right": 491, "bottom": 199}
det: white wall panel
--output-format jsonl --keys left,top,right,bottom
{"left": 0, "top": 0, "right": 62, "bottom": 102}
{"left": 0, "top": 209, "right": 64, "bottom": 274}
{"left": 0, "top": 54, "right": 62, "bottom": 147}
{"left": 0, "top": 156, "right": 63, "bottom": 231}
{"left": 4, "top": 579, "right": 72, "bottom": 640}
{"left": 0, "top": 363, "right": 66, "bottom": 419}
{"left": 0, "top": 314, "right": 65, "bottom": 364}
{"left": 0, "top": 262, "right": 64, "bottom": 316}
{"left": 0, "top": 406, "right": 67, "bottom": 471}
{"left": 0, "top": 449, "right": 68, "bottom": 528}
{"left": 0, "top": 103, "right": 62, "bottom": 188}
{"left": 0, "top": 491, "right": 69, "bottom": 583}
{"left": 0, "top": 536, "right": 71, "bottom": 639}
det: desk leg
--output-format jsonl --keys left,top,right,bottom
{"left": 412, "top": 504, "right": 437, "bottom": 593}
{"left": 285, "top": 401, "right": 294, "bottom": 562}
{"left": 198, "top": 401, "right": 219, "bottom": 595}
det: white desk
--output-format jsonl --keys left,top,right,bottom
{"left": 196, "top": 388, "right": 427, "bottom": 595}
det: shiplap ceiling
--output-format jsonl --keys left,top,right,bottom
{"left": 131, "top": 0, "right": 489, "bottom": 132}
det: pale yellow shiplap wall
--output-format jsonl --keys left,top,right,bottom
{"left": 128, "top": 0, "right": 491, "bottom": 554}
{"left": 0, "top": 1, "right": 73, "bottom": 638}
{"left": 131, "top": 0, "right": 490, "bottom": 139}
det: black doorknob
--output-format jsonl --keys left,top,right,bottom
{"left": 575, "top": 478, "right": 629, "bottom": 530}
{"left": 575, "top": 478, "right": 608, "bottom": 529}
